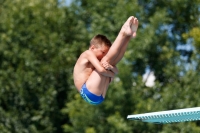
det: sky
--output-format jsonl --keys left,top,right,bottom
{"left": 143, "top": 71, "right": 156, "bottom": 87}
{"left": 65, "top": 0, "right": 72, "bottom": 6}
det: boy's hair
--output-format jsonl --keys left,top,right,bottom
{"left": 90, "top": 34, "right": 112, "bottom": 48}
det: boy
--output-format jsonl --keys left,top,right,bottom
{"left": 73, "top": 16, "right": 138, "bottom": 105}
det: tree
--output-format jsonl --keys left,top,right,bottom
{"left": 64, "top": 0, "right": 200, "bottom": 132}
{"left": 0, "top": 0, "right": 200, "bottom": 132}
{"left": 0, "top": 0, "right": 82, "bottom": 132}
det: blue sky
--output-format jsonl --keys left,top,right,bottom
{"left": 65, "top": 0, "right": 72, "bottom": 6}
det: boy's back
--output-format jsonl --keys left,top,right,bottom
{"left": 73, "top": 50, "right": 95, "bottom": 91}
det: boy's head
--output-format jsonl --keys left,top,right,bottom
{"left": 89, "top": 34, "right": 112, "bottom": 60}
{"left": 90, "top": 34, "right": 112, "bottom": 48}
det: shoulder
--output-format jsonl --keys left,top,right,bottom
{"left": 77, "top": 50, "right": 93, "bottom": 64}
{"left": 77, "top": 50, "right": 98, "bottom": 66}
{"left": 84, "top": 50, "right": 94, "bottom": 55}
{"left": 80, "top": 50, "right": 95, "bottom": 58}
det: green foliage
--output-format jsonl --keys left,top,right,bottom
{"left": 0, "top": 0, "right": 82, "bottom": 132}
{"left": 0, "top": 0, "right": 200, "bottom": 132}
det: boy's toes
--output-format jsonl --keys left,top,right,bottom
{"left": 131, "top": 18, "right": 138, "bottom": 31}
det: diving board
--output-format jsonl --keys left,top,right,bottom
{"left": 127, "top": 107, "right": 200, "bottom": 124}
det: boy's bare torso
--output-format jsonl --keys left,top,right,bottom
{"left": 73, "top": 50, "right": 95, "bottom": 91}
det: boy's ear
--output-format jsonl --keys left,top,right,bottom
{"left": 90, "top": 44, "right": 95, "bottom": 50}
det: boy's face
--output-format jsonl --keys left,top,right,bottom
{"left": 90, "top": 44, "right": 110, "bottom": 60}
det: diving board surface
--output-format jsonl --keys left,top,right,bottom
{"left": 127, "top": 107, "right": 200, "bottom": 124}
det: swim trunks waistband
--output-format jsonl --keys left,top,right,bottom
{"left": 80, "top": 83, "right": 104, "bottom": 105}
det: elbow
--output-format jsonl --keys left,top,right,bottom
{"left": 115, "top": 71, "right": 119, "bottom": 75}
{"left": 116, "top": 69, "right": 119, "bottom": 74}
{"left": 97, "top": 68, "right": 115, "bottom": 77}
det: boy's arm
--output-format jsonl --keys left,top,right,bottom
{"left": 101, "top": 62, "right": 118, "bottom": 74}
{"left": 110, "top": 66, "right": 118, "bottom": 74}
{"left": 84, "top": 50, "right": 115, "bottom": 78}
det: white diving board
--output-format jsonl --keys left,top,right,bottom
{"left": 127, "top": 107, "right": 200, "bottom": 124}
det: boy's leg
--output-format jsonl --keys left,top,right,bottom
{"left": 111, "top": 37, "right": 130, "bottom": 65}
{"left": 86, "top": 70, "right": 110, "bottom": 98}
{"left": 101, "top": 16, "right": 138, "bottom": 66}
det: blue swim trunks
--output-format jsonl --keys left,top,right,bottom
{"left": 80, "top": 83, "right": 104, "bottom": 105}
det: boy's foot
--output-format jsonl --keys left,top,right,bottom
{"left": 121, "top": 16, "right": 138, "bottom": 38}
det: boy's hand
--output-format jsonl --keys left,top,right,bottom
{"left": 101, "top": 61, "right": 113, "bottom": 70}
{"left": 101, "top": 61, "right": 118, "bottom": 75}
